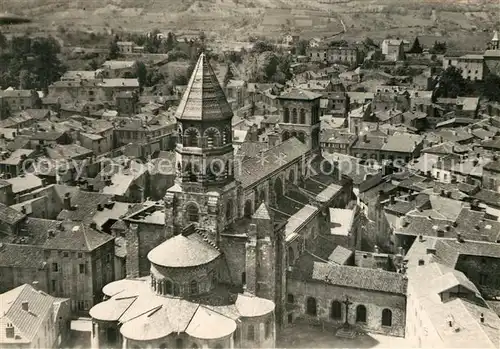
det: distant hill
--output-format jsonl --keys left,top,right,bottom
{"left": 2, "top": 0, "right": 499, "bottom": 48}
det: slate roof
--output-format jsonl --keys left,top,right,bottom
{"left": 147, "top": 233, "right": 221, "bottom": 268}
{"left": 0, "top": 284, "right": 59, "bottom": 343}
{"left": 0, "top": 243, "right": 45, "bottom": 268}
{"left": 176, "top": 53, "right": 233, "bottom": 121}
{"left": 43, "top": 223, "right": 113, "bottom": 251}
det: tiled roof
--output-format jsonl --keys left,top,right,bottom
{"left": 45, "top": 144, "right": 93, "bottom": 160}
{"left": 18, "top": 218, "right": 61, "bottom": 245}
{"left": 0, "top": 203, "right": 26, "bottom": 225}
{"left": 474, "top": 189, "right": 500, "bottom": 208}
{"left": 5, "top": 174, "right": 43, "bottom": 194}
{"left": 57, "top": 191, "right": 114, "bottom": 222}
{"left": 147, "top": 233, "right": 220, "bottom": 268}
{"left": 236, "top": 137, "right": 309, "bottom": 188}
{"left": 43, "top": 223, "right": 113, "bottom": 251}
{"left": 277, "top": 88, "right": 322, "bottom": 100}
{"left": 299, "top": 260, "right": 407, "bottom": 295}
{"left": 0, "top": 243, "right": 45, "bottom": 268}
{"left": 0, "top": 284, "right": 59, "bottom": 343}
{"left": 328, "top": 245, "right": 353, "bottom": 265}
{"left": 176, "top": 53, "right": 233, "bottom": 121}
{"left": 405, "top": 260, "right": 500, "bottom": 348}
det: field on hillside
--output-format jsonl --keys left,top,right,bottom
{"left": 2, "top": 0, "right": 499, "bottom": 47}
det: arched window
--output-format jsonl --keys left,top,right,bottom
{"left": 284, "top": 108, "right": 290, "bottom": 123}
{"left": 244, "top": 200, "right": 253, "bottom": 218}
{"left": 176, "top": 338, "right": 183, "bottom": 349}
{"left": 160, "top": 344, "right": 167, "bottom": 349}
{"left": 177, "top": 126, "right": 183, "bottom": 144}
{"left": 176, "top": 162, "right": 182, "bottom": 175}
{"left": 282, "top": 131, "right": 290, "bottom": 142}
{"left": 222, "top": 127, "right": 230, "bottom": 144}
{"left": 265, "top": 320, "right": 272, "bottom": 339}
{"left": 214, "top": 345, "right": 223, "bottom": 349}
{"left": 292, "top": 108, "right": 298, "bottom": 123}
{"left": 247, "top": 324, "right": 255, "bottom": 341}
{"left": 288, "top": 246, "right": 295, "bottom": 266}
{"left": 291, "top": 131, "right": 297, "bottom": 139}
{"left": 165, "top": 280, "right": 173, "bottom": 295}
{"left": 173, "top": 283, "right": 180, "bottom": 296}
{"left": 186, "top": 204, "right": 199, "bottom": 223}
{"left": 190, "top": 280, "right": 198, "bottom": 295}
{"left": 382, "top": 308, "right": 392, "bottom": 327}
{"left": 300, "top": 109, "right": 306, "bottom": 124}
{"left": 306, "top": 297, "right": 317, "bottom": 316}
{"left": 190, "top": 344, "right": 199, "bottom": 349}
{"left": 298, "top": 132, "right": 306, "bottom": 144}
{"left": 226, "top": 199, "right": 233, "bottom": 222}
{"left": 288, "top": 169, "right": 295, "bottom": 183}
{"left": 356, "top": 305, "right": 367, "bottom": 323}
{"left": 287, "top": 294, "right": 294, "bottom": 303}
{"left": 185, "top": 128, "right": 199, "bottom": 147}
{"left": 331, "top": 301, "right": 342, "bottom": 320}
{"left": 274, "top": 177, "right": 283, "bottom": 198}
{"left": 259, "top": 190, "right": 266, "bottom": 203}
{"left": 204, "top": 127, "right": 220, "bottom": 148}
{"left": 241, "top": 272, "right": 246, "bottom": 284}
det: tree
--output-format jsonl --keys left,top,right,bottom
{"left": 430, "top": 41, "right": 447, "bottom": 54}
{"left": 0, "top": 31, "right": 7, "bottom": 50}
{"left": 19, "top": 69, "right": 36, "bottom": 89}
{"left": 296, "top": 39, "right": 309, "bottom": 56}
{"left": 482, "top": 74, "right": 500, "bottom": 102}
{"left": 251, "top": 40, "right": 275, "bottom": 54}
{"left": 108, "top": 38, "right": 120, "bottom": 59}
{"left": 435, "top": 66, "right": 470, "bottom": 98}
{"left": 223, "top": 63, "right": 234, "bottom": 86}
{"left": 136, "top": 61, "right": 148, "bottom": 90}
{"left": 407, "top": 37, "right": 423, "bottom": 54}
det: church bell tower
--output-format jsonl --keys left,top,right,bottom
{"left": 164, "top": 53, "right": 240, "bottom": 245}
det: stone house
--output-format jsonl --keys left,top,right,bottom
{"left": 287, "top": 258, "right": 407, "bottom": 337}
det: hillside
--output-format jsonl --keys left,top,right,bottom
{"left": 2, "top": 0, "right": 500, "bottom": 48}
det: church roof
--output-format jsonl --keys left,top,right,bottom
{"left": 253, "top": 203, "right": 273, "bottom": 220}
{"left": 147, "top": 233, "right": 221, "bottom": 268}
{"left": 176, "top": 53, "right": 233, "bottom": 121}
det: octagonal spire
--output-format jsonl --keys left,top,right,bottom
{"left": 176, "top": 53, "right": 233, "bottom": 121}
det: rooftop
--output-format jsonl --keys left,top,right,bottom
{"left": 176, "top": 53, "right": 233, "bottom": 121}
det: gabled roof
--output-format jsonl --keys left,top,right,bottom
{"left": 176, "top": 53, "right": 233, "bottom": 121}
{"left": 277, "top": 88, "right": 322, "bottom": 101}
{"left": 43, "top": 223, "right": 113, "bottom": 252}
{"left": 0, "top": 284, "right": 59, "bottom": 344}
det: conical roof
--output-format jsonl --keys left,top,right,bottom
{"left": 253, "top": 203, "right": 274, "bottom": 221}
{"left": 176, "top": 53, "right": 233, "bottom": 121}
{"left": 493, "top": 30, "right": 499, "bottom": 42}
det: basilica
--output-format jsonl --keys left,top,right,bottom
{"left": 88, "top": 53, "right": 396, "bottom": 349}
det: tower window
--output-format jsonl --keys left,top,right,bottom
{"left": 226, "top": 200, "right": 233, "bottom": 222}
{"left": 186, "top": 204, "right": 199, "bottom": 223}
{"left": 185, "top": 128, "right": 199, "bottom": 147}
{"left": 300, "top": 109, "right": 306, "bottom": 124}
{"left": 204, "top": 127, "right": 220, "bottom": 147}
{"left": 292, "top": 108, "right": 298, "bottom": 123}
{"left": 190, "top": 280, "right": 198, "bottom": 295}
{"left": 247, "top": 324, "right": 255, "bottom": 341}
{"left": 284, "top": 107, "right": 290, "bottom": 123}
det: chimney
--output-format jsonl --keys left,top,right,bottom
{"left": 97, "top": 204, "right": 104, "bottom": 211}
{"left": 390, "top": 195, "right": 395, "bottom": 204}
{"left": 47, "top": 229, "right": 55, "bottom": 238}
{"left": 374, "top": 245, "right": 379, "bottom": 253}
{"left": 363, "top": 134, "right": 367, "bottom": 142}
{"left": 63, "top": 193, "right": 71, "bottom": 210}
{"left": 440, "top": 189, "right": 446, "bottom": 197}
{"left": 480, "top": 313, "right": 484, "bottom": 323}
{"left": 21, "top": 301, "right": 29, "bottom": 312}
{"left": 398, "top": 246, "right": 404, "bottom": 255}
{"left": 418, "top": 234, "right": 423, "bottom": 242}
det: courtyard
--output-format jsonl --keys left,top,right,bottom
{"left": 277, "top": 323, "right": 413, "bottom": 348}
